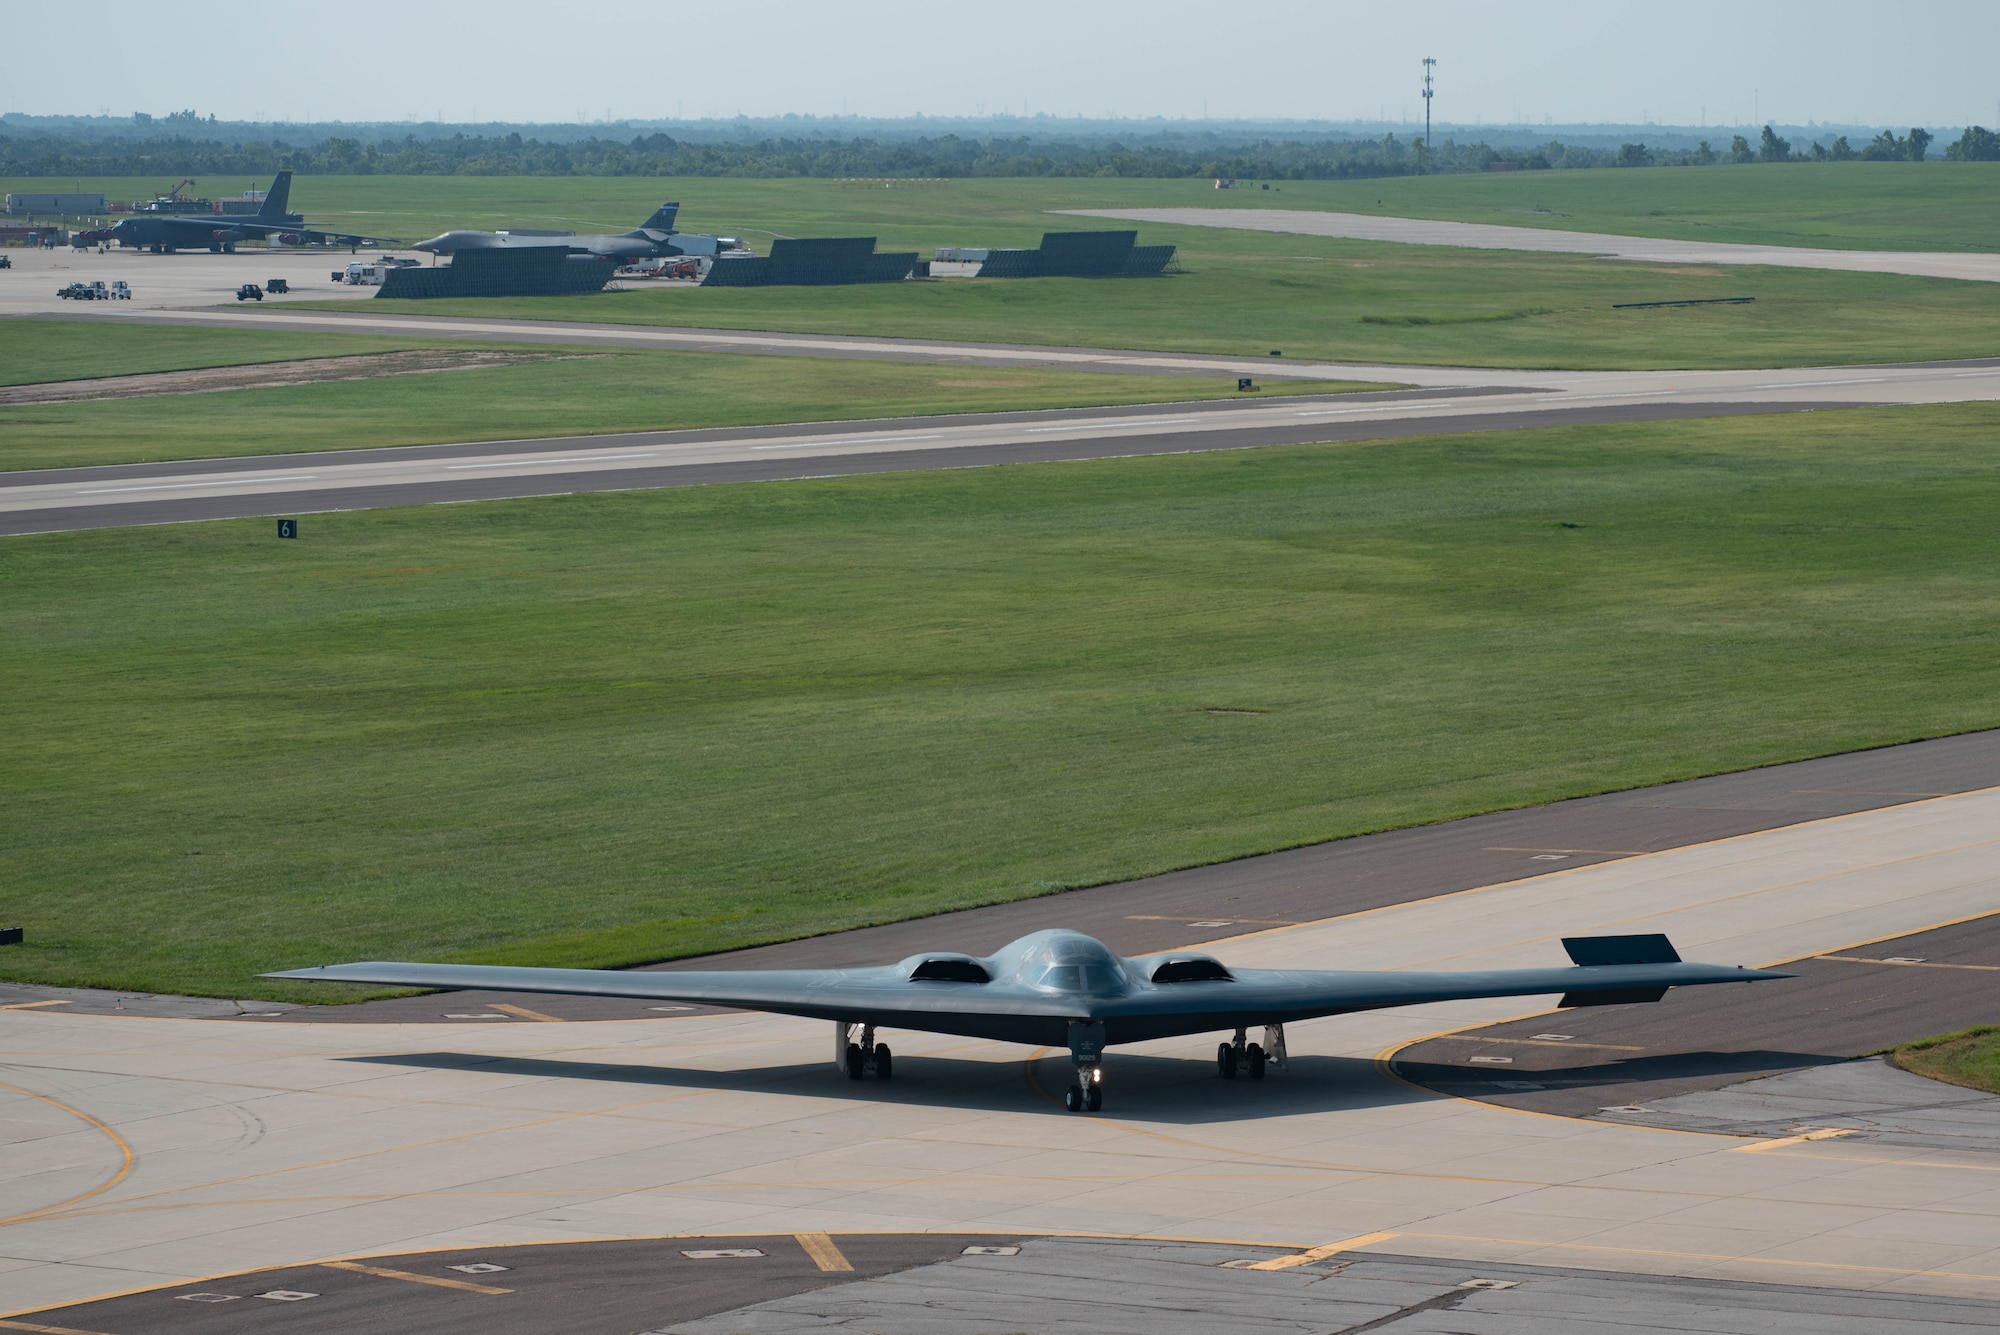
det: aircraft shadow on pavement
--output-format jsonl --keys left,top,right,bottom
{"left": 1395, "top": 1048, "right": 1840, "bottom": 1095}
{"left": 340, "top": 1050, "right": 1434, "bottom": 1124}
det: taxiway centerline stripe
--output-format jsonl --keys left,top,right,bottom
{"left": 794, "top": 1232, "right": 854, "bottom": 1272}
{"left": 748, "top": 434, "right": 943, "bottom": 451}
{"left": 1244, "top": 1230, "right": 1402, "bottom": 1270}
{"left": 74, "top": 475, "right": 316, "bottom": 495}
{"left": 1815, "top": 955, "right": 2000, "bottom": 971}
{"left": 0, "top": 1319, "right": 117, "bottom": 1335}
{"left": 444, "top": 453, "right": 657, "bottom": 469}
{"left": 0, "top": 1082, "right": 134, "bottom": 1229}
{"left": 1731, "top": 1128, "right": 1860, "bottom": 1153}
{"left": 321, "top": 1260, "right": 511, "bottom": 1294}
{"left": 1482, "top": 847, "right": 1649, "bottom": 855}
{"left": 1022, "top": 417, "right": 1199, "bottom": 432}
{"left": 0, "top": 1000, "right": 70, "bottom": 1011}
{"left": 488, "top": 1003, "right": 566, "bottom": 1022}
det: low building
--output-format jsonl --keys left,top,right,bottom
{"left": 6, "top": 193, "right": 106, "bottom": 217}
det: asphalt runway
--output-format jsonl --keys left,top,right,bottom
{"left": 22, "top": 1236, "right": 2000, "bottom": 1335}
{"left": 1393, "top": 911, "right": 2000, "bottom": 1118}
{"left": 10, "top": 346, "right": 2000, "bottom": 535}
{"left": 1066, "top": 206, "right": 2000, "bottom": 284}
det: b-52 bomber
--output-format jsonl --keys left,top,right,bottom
{"left": 82, "top": 171, "right": 387, "bottom": 253}
{"left": 413, "top": 203, "right": 738, "bottom": 261}
{"left": 271, "top": 928, "right": 1787, "bottom": 1113}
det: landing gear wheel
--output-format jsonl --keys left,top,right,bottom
{"left": 845, "top": 1043, "right": 865, "bottom": 1079}
{"left": 874, "top": 1045, "right": 892, "bottom": 1081}
{"left": 1085, "top": 1083, "right": 1102, "bottom": 1112}
{"left": 1247, "top": 1043, "right": 1266, "bottom": 1080}
{"left": 1217, "top": 1043, "right": 1238, "bottom": 1080}
{"left": 1065, "top": 1084, "right": 1084, "bottom": 1112}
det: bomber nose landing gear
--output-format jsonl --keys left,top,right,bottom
{"left": 1064, "top": 1018, "right": 1108, "bottom": 1113}
{"left": 835, "top": 1022, "right": 892, "bottom": 1081}
{"left": 1065, "top": 1066, "right": 1104, "bottom": 1112}
{"left": 1219, "top": 1025, "right": 1287, "bottom": 1081}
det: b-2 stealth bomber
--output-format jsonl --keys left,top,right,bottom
{"left": 271, "top": 928, "right": 1787, "bottom": 1112}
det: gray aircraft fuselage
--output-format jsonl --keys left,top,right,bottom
{"left": 86, "top": 170, "right": 369, "bottom": 253}
{"left": 271, "top": 928, "right": 1788, "bottom": 1112}
{"left": 414, "top": 203, "right": 731, "bottom": 261}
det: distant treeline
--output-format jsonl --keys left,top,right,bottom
{"left": 5, "top": 125, "right": 1997, "bottom": 179}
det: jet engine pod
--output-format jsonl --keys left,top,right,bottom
{"left": 903, "top": 953, "right": 991, "bottom": 983}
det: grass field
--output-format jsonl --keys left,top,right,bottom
{"left": 1894, "top": 1026, "right": 2000, "bottom": 1094}
{"left": 361, "top": 253, "right": 2000, "bottom": 371}
{"left": 1204, "top": 163, "right": 2000, "bottom": 254}
{"left": 5, "top": 402, "right": 1998, "bottom": 1000}
{"left": 15, "top": 173, "right": 2000, "bottom": 371}
{"left": 0, "top": 323, "right": 1383, "bottom": 472}
{"left": 0, "top": 320, "right": 432, "bottom": 387}
{"left": 8, "top": 167, "right": 1995, "bottom": 252}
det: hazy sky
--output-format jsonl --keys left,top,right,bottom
{"left": 10, "top": 0, "right": 1998, "bottom": 130}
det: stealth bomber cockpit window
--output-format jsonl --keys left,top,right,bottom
{"left": 1036, "top": 963, "right": 1122, "bottom": 993}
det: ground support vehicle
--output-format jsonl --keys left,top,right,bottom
{"left": 236, "top": 283, "right": 263, "bottom": 301}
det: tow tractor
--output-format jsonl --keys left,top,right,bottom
{"left": 236, "top": 283, "right": 263, "bottom": 301}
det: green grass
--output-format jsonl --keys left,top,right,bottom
{"left": 0, "top": 319, "right": 431, "bottom": 387}
{"left": 5, "top": 402, "right": 1999, "bottom": 1000}
{"left": 9, "top": 168, "right": 1996, "bottom": 252}
{"left": 16, "top": 174, "right": 2000, "bottom": 370}
{"left": 1211, "top": 163, "right": 2000, "bottom": 253}
{"left": 334, "top": 252, "right": 2000, "bottom": 371}
{"left": 0, "top": 331, "right": 1384, "bottom": 472}
{"left": 1893, "top": 1026, "right": 2000, "bottom": 1094}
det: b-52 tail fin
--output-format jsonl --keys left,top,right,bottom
{"left": 258, "top": 170, "right": 294, "bottom": 220}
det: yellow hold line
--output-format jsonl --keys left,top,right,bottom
{"left": 1244, "top": 1230, "right": 1401, "bottom": 1270}
{"left": 795, "top": 1232, "right": 855, "bottom": 1272}
{"left": 321, "top": 1260, "right": 512, "bottom": 1294}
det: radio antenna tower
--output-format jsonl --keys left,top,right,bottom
{"left": 1421, "top": 57, "right": 1436, "bottom": 151}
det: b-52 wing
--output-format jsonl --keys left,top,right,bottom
{"left": 269, "top": 928, "right": 1788, "bottom": 1112}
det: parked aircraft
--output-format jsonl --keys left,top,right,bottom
{"left": 81, "top": 171, "right": 385, "bottom": 253}
{"left": 271, "top": 929, "right": 1788, "bottom": 1113}
{"left": 412, "top": 204, "right": 738, "bottom": 260}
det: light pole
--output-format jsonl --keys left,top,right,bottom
{"left": 1421, "top": 57, "right": 1436, "bottom": 171}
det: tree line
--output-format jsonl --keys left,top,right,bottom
{"left": 4, "top": 125, "right": 1996, "bottom": 180}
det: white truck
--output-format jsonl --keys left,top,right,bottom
{"left": 339, "top": 257, "right": 419, "bottom": 286}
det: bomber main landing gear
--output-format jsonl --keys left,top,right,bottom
{"left": 1218, "top": 1024, "right": 1287, "bottom": 1081}
{"left": 834, "top": 1022, "right": 892, "bottom": 1081}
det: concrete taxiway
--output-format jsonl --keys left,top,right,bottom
{"left": 1066, "top": 206, "right": 2000, "bottom": 284}
{"left": 0, "top": 247, "right": 415, "bottom": 315}
{"left": 23, "top": 1236, "right": 2000, "bottom": 1335}
{"left": 4, "top": 775, "right": 1999, "bottom": 1317}
{"left": 8, "top": 353, "right": 2000, "bottom": 535}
